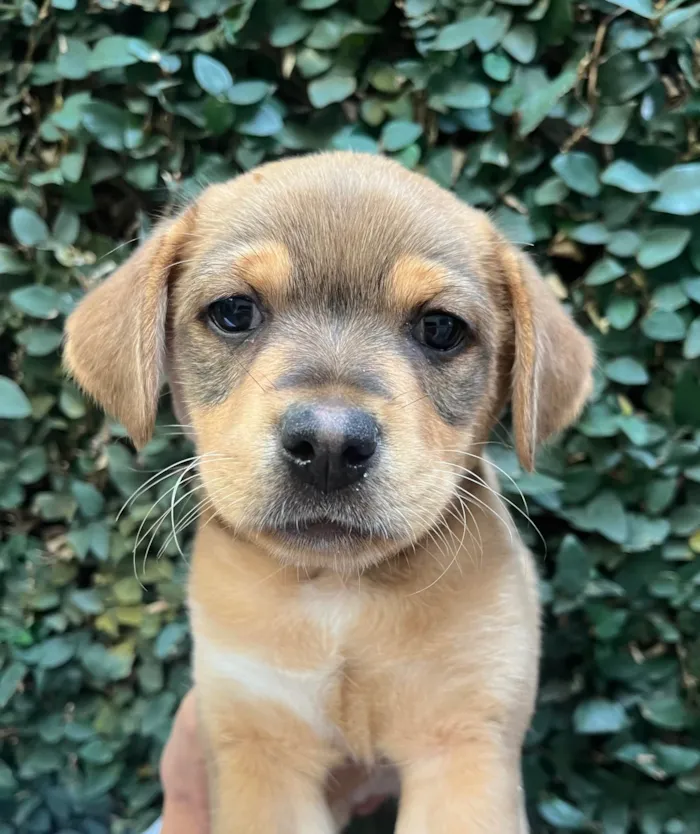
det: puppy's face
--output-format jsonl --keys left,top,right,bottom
{"left": 65, "top": 154, "right": 594, "bottom": 571}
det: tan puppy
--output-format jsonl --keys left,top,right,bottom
{"left": 64, "top": 153, "right": 594, "bottom": 834}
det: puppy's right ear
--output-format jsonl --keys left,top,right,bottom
{"left": 64, "top": 209, "right": 194, "bottom": 448}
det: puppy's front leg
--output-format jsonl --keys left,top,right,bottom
{"left": 210, "top": 749, "right": 335, "bottom": 834}
{"left": 395, "top": 744, "right": 525, "bottom": 834}
{"left": 198, "top": 698, "right": 337, "bottom": 834}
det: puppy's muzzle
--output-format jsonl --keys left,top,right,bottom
{"left": 280, "top": 402, "right": 379, "bottom": 493}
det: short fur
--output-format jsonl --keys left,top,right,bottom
{"left": 64, "top": 153, "right": 594, "bottom": 834}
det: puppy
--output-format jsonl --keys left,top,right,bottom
{"left": 64, "top": 152, "right": 594, "bottom": 834}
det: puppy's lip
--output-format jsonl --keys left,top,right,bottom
{"left": 261, "top": 518, "right": 385, "bottom": 547}
{"left": 284, "top": 520, "right": 356, "bottom": 537}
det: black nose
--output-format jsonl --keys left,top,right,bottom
{"left": 280, "top": 403, "right": 379, "bottom": 493}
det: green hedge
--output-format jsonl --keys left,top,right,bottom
{"left": 1, "top": 0, "right": 700, "bottom": 831}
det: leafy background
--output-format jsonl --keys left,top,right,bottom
{"left": 1, "top": 0, "right": 700, "bottom": 831}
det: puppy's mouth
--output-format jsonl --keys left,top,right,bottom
{"left": 261, "top": 517, "right": 384, "bottom": 550}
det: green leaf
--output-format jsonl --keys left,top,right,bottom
{"left": 472, "top": 13, "right": 511, "bottom": 51}
{"left": 538, "top": 798, "right": 588, "bottom": 830}
{"left": 237, "top": 102, "right": 283, "bottom": 136}
{"left": 10, "top": 285, "right": 62, "bottom": 319}
{"left": 483, "top": 52, "right": 511, "bottom": 81}
{"left": 113, "top": 577, "right": 143, "bottom": 605}
{"left": 0, "top": 662, "right": 26, "bottom": 708}
{"left": 682, "top": 276, "right": 700, "bottom": 303}
{"left": 533, "top": 176, "right": 568, "bottom": 205}
{"left": 607, "top": 229, "right": 641, "bottom": 257}
{"left": 0, "top": 244, "right": 30, "bottom": 274}
{"left": 37, "top": 636, "right": 75, "bottom": 669}
{"left": 624, "top": 515, "right": 670, "bottom": 552}
{"left": 69, "top": 589, "right": 105, "bottom": 615}
{"left": 81, "top": 643, "right": 133, "bottom": 681}
{"left": 570, "top": 222, "right": 609, "bottom": 245}
{"left": 270, "top": 8, "right": 314, "bottom": 47}
{"left": 553, "top": 535, "right": 593, "bottom": 596}
{"left": 53, "top": 207, "right": 80, "bottom": 244}
{"left": 441, "top": 81, "right": 491, "bottom": 109}
{"left": 90, "top": 36, "right": 141, "bottom": 71}
{"left": 193, "top": 54, "right": 233, "bottom": 97}
{"left": 598, "top": 51, "right": 656, "bottom": 103}
{"left": 71, "top": 481, "right": 105, "bottom": 518}
{"left": 517, "top": 471, "right": 562, "bottom": 495}
{"left": 642, "top": 310, "right": 687, "bottom": 342}
{"left": 637, "top": 227, "right": 691, "bottom": 269}
{"left": 82, "top": 101, "right": 140, "bottom": 151}
{"left": 79, "top": 739, "right": 115, "bottom": 765}
{"left": 17, "top": 447, "right": 48, "bottom": 483}
{"left": 492, "top": 205, "right": 535, "bottom": 244}
{"left": 653, "top": 283, "right": 688, "bottom": 312}
{"left": 606, "top": 0, "right": 654, "bottom": 16}
{"left": 601, "top": 160, "right": 658, "bottom": 193}
{"left": 670, "top": 504, "right": 700, "bottom": 535}
{"left": 60, "top": 150, "right": 86, "bottom": 183}
{"left": 605, "top": 356, "right": 649, "bottom": 385}
{"left": 660, "top": 2, "right": 700, "bottom": 33}
{"left": 10, "top": 207, "right": 49, "bottom": 247}
{"left": 308, "top": 73, "right": 356, "bottom": 108}
{"left": 606, "top": 297, "right": 638, "bottom": 330}
{"left": 18, "top": 748, "right": 62, "bottom": 779}
{"left": 518, "top": 58, "right": 579, "bottom": 136}
{"left": 683, "top": 318, "right": 700, "bottom": 359}
{"left": 0, "top": 758, "right": 17, "bottom": 791}
{"left": 552, "top": 152, "right": 601, "bottom": 197}
{"left": 432, "top": 20, "right": 476, "bottom": 51}
{"left": 590, "top": 104, "right": 635, "bottom": 144}
{"left": 227, "top": 81, "right": 272, "bottom": 106}
{"left": 381, "top": 120, "right": 423, "bottom": 152}
{"left": 641, "top": 697, "right": 690, "bottom": 730}
{"left": 33, "top": 492, "right": 77, "bottom": 521}
{"left": 154, "top": 622, "right": 189, "bottom": 659}
{"left": 618, "top": 416, "right": 666, "bottom": 446}
{"left": 584, "top": 257, "right": 625, "bottom": 286}
{"left": 574, "top": 698, "right": 628, "bottom": 734}
{"left": 652, "top": 743, "right": 700, "bottom": 776}
{"left": 0, "top": 376, "right": 32, "bottom": 419}
{"left": 590, "top": 491, "right": 628, "bottom": 543}
{"left": 502, "top": 24, "right": 537, "bottom": 63}
{"left": 651, "top": 163, "right": 700, "bottom": 216}
{"left": 57, "top": 38, "right": 92, "bottom": 80}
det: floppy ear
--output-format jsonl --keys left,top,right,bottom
{"left": 500, "top": 242, "right": 594, "bottom": 471}
{"left": 63, "top": 210, "right": 194, "bottom": 448}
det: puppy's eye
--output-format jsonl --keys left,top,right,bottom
{"left": 208, "top": 296, "right": 262, "bottom": 334}
{"left": 413, "top": 311, "right": 471, "bottom": 353}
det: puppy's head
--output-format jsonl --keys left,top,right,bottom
{"left": 65, "top": 153, "right": 593, "bottom": 570}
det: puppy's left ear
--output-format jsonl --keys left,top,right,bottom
{"left": 64, "top": 209, "right": 195, "bottom": 448}
{"left": 500, "top": 241, "right": 594, "bottom": 471}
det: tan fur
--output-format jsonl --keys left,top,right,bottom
{"left": 389, "top": 256, "right": 447, "bottom": 310}
{"left": 64, "top": 152, "right": 594, "bottom": 834}
{"left": 501, "top": 245, "right": 594, "bottom": 470}
{"left": 63, "top": 208, "right": 195, "bottom": 447}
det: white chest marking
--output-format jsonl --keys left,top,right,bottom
{"left": 196, "top": 636, "right": 338, "bottom": 736}
{"left": 191, "top": 587, "right": 361, "bottom": 739}
{"left": 299, "top": 583, "right": 362, "bottom": 644}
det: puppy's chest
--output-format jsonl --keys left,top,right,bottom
{"left": 193, "top": 584, "right": 406, "bottom": 757}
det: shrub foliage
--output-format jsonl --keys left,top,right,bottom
{"left": 1, "top": 0, "right": 700, "bottom": 831}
